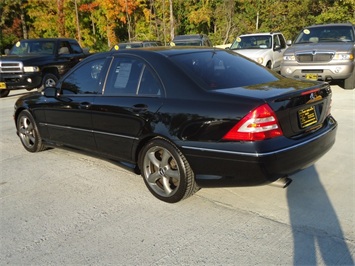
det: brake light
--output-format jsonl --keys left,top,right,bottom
{"left": 223, "top": 104, "right": 283, "bottom": 141}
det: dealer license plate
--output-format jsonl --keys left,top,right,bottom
{"left": 305, "top": 73, "right": 318, "bottom": 81}
{"left": 0, "top": 82, "right": 6, "bottom": 89}
{"left": 298, "top": 106, "right": 318, "bottom": 128}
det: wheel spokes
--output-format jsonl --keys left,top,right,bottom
{"left": 19, "top": 117, "right": 35, "bottom": 148}
{"left": 147, "top": 171, "right": 160, "bottom": 183}
{"left": 144, "top": 146, "right": 181, "bottom": 197}
{"left": 160, "top": 149, "right": 170, "bottom": 167}
{"left": 147, "top": 151, "right": 160, "bottom": 168}
{"left": 161, "top": 176, "right": 173, "bottom": 195}
{"left": 165, "top": 168, "right": 180, "bottom": 180}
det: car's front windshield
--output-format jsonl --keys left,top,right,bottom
{"left": 10, "top": 40, "right": 55, "bottom": 55}
{"left": 230, "top": 35, "right": 272, "bottom": 50}
{"left": 294, "top": 26, "right": 354, "bottom": 44}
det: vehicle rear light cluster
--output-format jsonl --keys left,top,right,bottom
{"left": 223, "top": 104, "right": 283, "bottom": 141}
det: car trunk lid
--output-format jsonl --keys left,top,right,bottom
{"left": 215, "top": 78, "right": 332, "bottom": 138}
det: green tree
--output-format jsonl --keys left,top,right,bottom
{"left": 0, "top": 0, "right": 28, "bottom": 53}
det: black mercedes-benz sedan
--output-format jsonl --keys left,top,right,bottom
{"left": 14, "top": 47, "right": 337, "bottom": 203}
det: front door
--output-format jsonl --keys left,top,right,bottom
{"left": 45, "top": 57, "right": 107, "bottom": 151}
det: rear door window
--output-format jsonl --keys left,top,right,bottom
{"left": 104, "top": 56, "right": 163, "bottom": 96}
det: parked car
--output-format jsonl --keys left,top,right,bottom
{"left": 14, "top": 47, "right": 337, "bottom": 203}
{"left": 171, "top": 34, "right": 212, "bottom": 47}
{"left": 0, "top": 38, "right": 90, "bottom": 98}
{"left": 281, "top": 23, "right": 355, "bottom": 89}
{"left": 111, "top": 41, "right": 163, "bottom": 50}
{"left": 229, "top": 32, "right": 287, "bottom": 71}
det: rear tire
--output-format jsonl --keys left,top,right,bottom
{"left": 139, "top": 138, "right": 199, "bottom": 203}
{"left": 17, "top": 110, "right": 46, "bottom": 152}
{"left": 0, "top": 89, "right": 10, "bottom": 98}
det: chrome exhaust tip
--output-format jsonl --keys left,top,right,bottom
{"left": 269, "top": 176, "right": 292, "bottom": 188}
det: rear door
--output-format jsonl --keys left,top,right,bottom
{"left": 91, "top": 55, "right": 164, "bottom": 162}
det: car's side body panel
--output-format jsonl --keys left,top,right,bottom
{"left": 14, "top": 48, "right": 337, "bottom": 192}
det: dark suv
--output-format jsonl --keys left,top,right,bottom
{"left": 281, "top": 23, "right": 355, "bottom": 89}
{"left": 171, "top": 34, "right": 212, "bottom": 47}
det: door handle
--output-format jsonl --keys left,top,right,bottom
{"left": 79, "top": 102, "right": 91, "bottom": 109}
{"left": 132, "top": 104, "right": 148, "bottom": 112}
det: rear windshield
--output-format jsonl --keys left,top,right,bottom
{"left": 295, "top": 25, "right": 354, "bottom": 43}
{"left": 169, "top": 50, "right": 279, "bottom": 90}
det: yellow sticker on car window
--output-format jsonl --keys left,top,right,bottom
{"left": 303, "top": 29, "right": 310, "bottom": 34}
{"left": 16, "top": 41, "right": 21, "bottom": 47}
{"left": 236, "top": 37, "right": 241, "bottom": 42}
{"left": 114, "top": 45, "right": 119, "bottom": 50}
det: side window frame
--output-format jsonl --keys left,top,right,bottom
{"left": 273, "top": 35, "right": 281, "bottom": 50}
{"left": 103, "top": 55, "right": 164, "bottom": 97}
{"left": 278, "top": 34, "right": 286, "bottom": 49}
{"left": 137, "top": 65, "right": 164, "bottom": 97}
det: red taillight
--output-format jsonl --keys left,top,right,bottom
{"left": 223, "top": 104, "right": 283, "bottom": 141}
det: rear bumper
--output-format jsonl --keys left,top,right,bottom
{"left": 181, "top": 116, "right": 337, "bottom": 188}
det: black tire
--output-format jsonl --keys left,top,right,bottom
{"left": 139, "top": 138, "right": 199, "bottom": 203}
{"left": 0, "top": 89, "right": 10, "bottom": 98}
{"left": 344, "top": 70, "right": 355, "bottom": 90}
{"left": 17, "top": 110, "right": 46, "bottom": 153}
{"left": 39, "top": 73, "right": 58, "bottom": 92}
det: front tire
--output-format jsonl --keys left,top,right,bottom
{"left": 139, "top": 138, "right": 199, "bottom": 203}
{"left": 39, "top": 73, "right": 58, "bottom": 92}
{"left": 17, "top": 110, "right": 46, "bottom": 152}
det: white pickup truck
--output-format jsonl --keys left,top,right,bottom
{"left": 229, "top": 32, "right": 287, "bottom": 72}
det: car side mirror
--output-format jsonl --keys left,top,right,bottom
{"left": 4, "top": 49, "right": 10, "bottom": 55}
{"left": 274, "top": 44, "right": 281, "bottom": 51}
{"left": 286, "top": 40, "right": 292, "bottom": 46}
{"left": 42, "top": 87, "right": 58, "bottom": 97}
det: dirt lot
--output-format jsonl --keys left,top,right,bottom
{"left": 0, "top": 86, "right": 354, "bottom": 265}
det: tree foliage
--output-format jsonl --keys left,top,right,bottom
{"left": 1, "top": 0, "right": 355, "bottom": 53}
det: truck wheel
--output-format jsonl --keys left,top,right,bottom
{"left": 344, "top": 70, "right": 355, "bottom": 90}
{"left": 0, "top": 89, "right": 10, "bottom": 98}
{"left": 39, "top": 73, "right": 58, "bottom": 92}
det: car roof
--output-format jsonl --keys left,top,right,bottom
{"left": 92, "top": 47, "right": 219, "bottom": 60}
{"left": 22, "top": 38, "right": 77, "bottom": 42}
{"left": 306, "top": 23, "right": 354, "bottom": 28}
{"left": 238, "top": 32, "right": 282, "bottom": 37}
{"left": 173, "top": 34, "right": 208, "bottom": 40}
{"left": 111, "top": 41, "right": 162, "bottom": 50}
{"left": 118, "top": 41, "right": 159, "bottom": 44}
